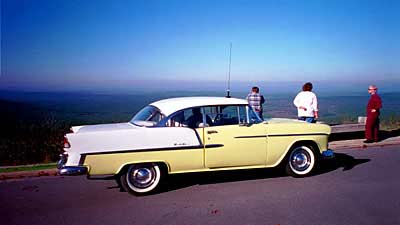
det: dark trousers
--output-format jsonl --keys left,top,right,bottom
{"left": 365, "top": 115, "right": 379, "bottom": 141}
{"left": 298, "top": 117, "right": 316, "bottom": 123}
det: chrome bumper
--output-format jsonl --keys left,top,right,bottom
{"left": 58, "top": 166, "right": 88, "bottom": 175}
{"left": 57, "top": 153, "right": 87, "bottom": 176}
{"left": 322, "top": 149, "right": 335, "bottom": 159}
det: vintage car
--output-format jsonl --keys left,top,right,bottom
{"left": 58, "top": 96, "right": 334, "bottom": 195}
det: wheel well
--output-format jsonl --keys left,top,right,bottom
{"left": 291, "top": 140, "right": 320, "bottom": 154}
{"left": 278, "top": 140, "right": 320, "bottom": 168}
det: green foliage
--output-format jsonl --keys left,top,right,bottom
{"left": 0, "top": 163, "right": 56, "bottom": 173}
{"left": 381, "top": 114, "right": 400, "bottom": 130}
{"left": 0, "top": 100, "right": 70, "bottom": 166}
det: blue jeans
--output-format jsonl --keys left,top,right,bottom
{"left": 298, "top": 117, "right": 316, "bottom": 123}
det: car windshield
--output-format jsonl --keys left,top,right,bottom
{"left": 130, "top": 105, "right": 164, "bottom": 127}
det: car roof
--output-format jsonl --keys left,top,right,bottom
{"left": 150, "top": 96, "right": 248, "bottom": 116}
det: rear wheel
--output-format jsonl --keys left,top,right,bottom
{"left": 120, "top": 163, "right": 163, "bottom": 195}
{"left": 285, "top": 145, "right": 318, "bottom": 177}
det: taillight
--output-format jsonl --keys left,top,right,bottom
{"left": 64, "top": 136, "right": 71, "bottom": 148}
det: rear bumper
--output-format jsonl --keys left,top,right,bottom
{"left": 57, "top": 153, "right": 87, "bottom": 175}
{"left": 58, "top": 166, "right": 88, "bottom": 175}
{"left": 322, "top": 149, "right": 335, "bottom": 159}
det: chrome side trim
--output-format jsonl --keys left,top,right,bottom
{"left": 234, "top": 135, "right": 267, "bottom": 139}
{"left": 83, "top": 144, "right": 209, "bottom": 156}
{"left": 204, "top": 144, "right": 224, "bottom": 148}
{"left": 268, "top": 133, "right": 329, "bottom": 137}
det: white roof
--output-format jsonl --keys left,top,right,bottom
{"left": 150, "top": 96, "right": 248, "bottom": 116}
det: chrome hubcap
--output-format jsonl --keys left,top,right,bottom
{"left": 129, "top": 165, "right": 156, "bottom": 188}
{"left": 290, "top": 148, "right": 311, "bottom": 172}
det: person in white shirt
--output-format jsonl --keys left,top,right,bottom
{"left": 293, "top": 82, "right": 319, "bottom": 123}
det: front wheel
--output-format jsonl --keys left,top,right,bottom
{"left": 285, "top": 145, "right": 318, "bottom": 177}
{"left": 120, "top": 163, "right": 163, "bottom": 195}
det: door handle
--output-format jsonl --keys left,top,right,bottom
{"left": 207, "top": 130, "right": 218, "bottom": 134}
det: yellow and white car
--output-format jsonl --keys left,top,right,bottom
{"left": 58, "top": 96, "right": 334, "bottom": 195}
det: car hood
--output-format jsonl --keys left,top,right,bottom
{"left": 264, "top": 118, "right": 331, "bottom": 134}
{"left": 72, "top": 123, "right": 137, "bottom": 133}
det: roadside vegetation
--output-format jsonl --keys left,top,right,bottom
{"left": 324, "top": 114, "right": 400, "bottom": 130}
{"left": 0, "top": 163, "right": 57, "bottom": 173}
{"left": 0, "top": 100, "right": 69, "bottom": 166}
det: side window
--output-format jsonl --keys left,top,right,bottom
{"left": 203, "top": 106, "right": 217, "bottom": 127}
{"left": 166, "top": 107, "right": 210, "bottom": 128}
{"left": 238, "top": 105, "right": 247, "bottom": 124}
{"left": 166, "top": 110, "right": 187, "bottom": 127}
{"left": 149, "top": 112, "right": 163, "bottom": 123}
{"left": 211, "top": 105, "right": 240, "bottom": 126}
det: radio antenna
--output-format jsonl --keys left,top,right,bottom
{"left": 226, "top": 42, "right": 232, "bottom": 98}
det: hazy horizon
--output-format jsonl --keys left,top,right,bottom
{"left": 1, "top": 79, "right": 399, "bottom": 97}
{"left": 1, "top": 0, "right": 399, "bottom": 92}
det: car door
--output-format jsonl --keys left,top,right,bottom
{"left": 203, "top": 105, "right": 267, "bottom": 169}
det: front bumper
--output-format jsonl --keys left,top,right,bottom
{"left": 322, "top": 149, "right": 335, "bottom": 159}
{"left": 57, "top": 153, "right": 87, "bottom": 176}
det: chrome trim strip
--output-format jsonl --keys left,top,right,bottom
{"left": 79, "top": 155, "right": 86, "bottom": 165}
{"left": 268, "top": 133, "right": 329, "bottom": 137}
{"left": 205, "top": 144, "right": 224, "bottom": 148}
{"left": 234, "top": 135, "right": 267, "bottom": 139}
{"left": 82, "top": 144, "right": 223, "bottom": 156}
{"left": 194, "top": 130, "right": 203, "bottom": 145}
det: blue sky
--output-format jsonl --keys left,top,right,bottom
{"left": 1, "top": 0, "right": 399, "bottom": 92}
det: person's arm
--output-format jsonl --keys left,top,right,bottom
{"left": 312, "top": 93, "right": 318, "bottom": 118}
{"left": 293, "top": 93, "right": 306, "bottom": 110}
{"left": 260, "top": 95, "right": 265, "bottom": 104}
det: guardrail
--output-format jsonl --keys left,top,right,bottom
{"left": 331, "top": 123, "right": 365, "bottom": 134}
{"left": 330, "top": 116, "right": 366, "bottom": 134}
{"left": 329, "top": 117, "right": 366, "bottom": 141}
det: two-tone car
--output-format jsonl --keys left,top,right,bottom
{"left": 58, "top": 96, "right": 334, "bottom": 195}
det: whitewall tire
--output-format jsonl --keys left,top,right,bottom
{"left": 120, "top": 163, "right": 162, "bottom": 195}
{"left": 286, "top": 145, "right": 317, "bottom": 177}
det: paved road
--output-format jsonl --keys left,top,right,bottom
{"left": 1, "top": 145, "right": 400, "bottom": 225}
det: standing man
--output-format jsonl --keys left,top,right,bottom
{"left": 247, "top": 86, "right": 264, "bottom": 119}
{"left": 364, "top": 85, "right": 382, "bottom": 143}
{"left": 293, "top": 82, "right": 318, "bottom": 123}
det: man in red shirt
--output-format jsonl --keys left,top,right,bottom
{"left": 364, "top": 85, "right": 382, "bottom": 143}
